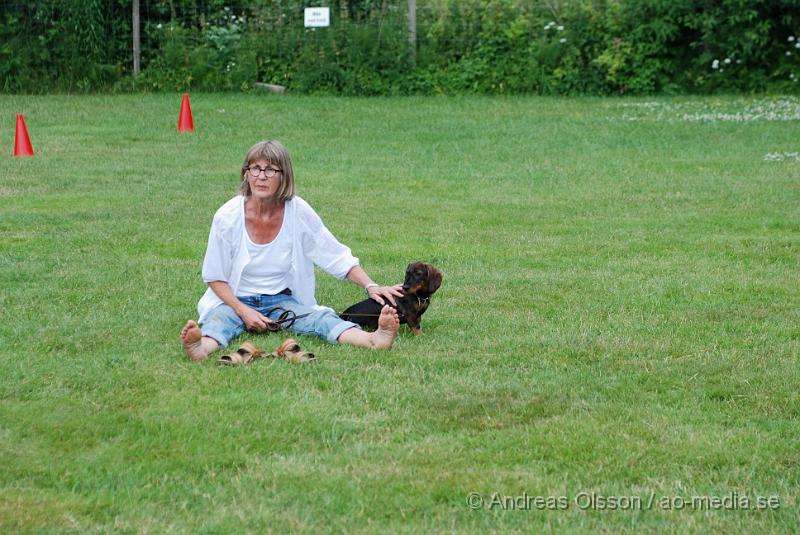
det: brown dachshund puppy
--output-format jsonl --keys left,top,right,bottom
{"left": 340, "top": 262, "right": 443, "bottom": 335}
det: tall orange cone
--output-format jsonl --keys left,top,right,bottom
{"left": 177, "top": 93, "right": 195, "bottom": 132}
{"left": 14, "top": 114, "right": 34, "bottom": 157}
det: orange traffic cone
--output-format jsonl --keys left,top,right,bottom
{"left": 14, "top": 114, "right": 34, "bottom": 157}
{"left": 177, "top": 93, "right": 195, "bottom": 132}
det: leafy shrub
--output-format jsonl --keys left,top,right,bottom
{"left": 1, "top": 0, "right": 798, "bottom": 95}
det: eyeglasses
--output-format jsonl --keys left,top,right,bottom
{"left": 246, "top": 165, "right": 281, "bottom": 178}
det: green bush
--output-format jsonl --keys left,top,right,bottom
{"left": 1, "top": 0, "right": 798, "bottom": 95}
{"left": 0, "top": 0, "right": 129, "bottom": 92}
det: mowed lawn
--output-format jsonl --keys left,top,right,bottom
{"left": 0, "top": 94, "right": 798, "bottom": 533}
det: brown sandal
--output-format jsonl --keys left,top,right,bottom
{"left": 217, "top": 341, "right": 265, "bottom": 366}
{"left": 270, "top": 338, "right": 316, "bottom": 364}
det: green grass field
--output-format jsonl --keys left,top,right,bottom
{"left": 1, "top": 94, "right": 798, "bottom": 533}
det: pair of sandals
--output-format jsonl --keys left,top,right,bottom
{"left": 217, "top": 339, "right": 316, "bottom": 366}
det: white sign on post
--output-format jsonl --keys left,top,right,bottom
{"left": 304, "top": 7, "right": 330, "bottom": 28}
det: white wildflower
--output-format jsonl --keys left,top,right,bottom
{"left": 795, "top": 43, "right": 800, "bottom": 49}
{"left": 617, "top": 96, "right": 800, "bottom": 124}
{"left": 764, "top": 151, "right": 800, "bottom": 161}
{"left": 787, "top": 51, "right": 793, "bottom": 56}
{"left": 789, "top": 36, "right": 796, "bottom": 42}
{"left": 712, "top": 59, "right": 720, "bottom": 69}
{"left": 559, "top": 38, "right": 567, "bottom": 43}
{"left": 724, "top": 58, "right": 731, "bottom": 64}
{"left": 557, "top": 25, "right": 564, "bottom": 31}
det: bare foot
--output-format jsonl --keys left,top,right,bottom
{"left": 180, "top": 320, "right": 213, "bottom": 361}
{"left": 370, "top": 305, "right": 400, "bottom": 349}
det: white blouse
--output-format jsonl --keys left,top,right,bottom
{"left": 197, "top": 195, "right": 359, "bottom": 323}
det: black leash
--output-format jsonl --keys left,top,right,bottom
{"left": 264, "top": 296, "right": 430, "bottom": 330}
{"left": 263, "top": 307, "right": 313, "bottom": 332}
{"left": 339, "top": 297, "right": 430, "bottom": 321}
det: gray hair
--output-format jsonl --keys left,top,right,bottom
{"left": 239, "top": 140, "right": 296, "bottom": 201}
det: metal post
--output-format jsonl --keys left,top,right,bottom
{"left": 133, "top": 0, "right": 141, "bottom": 75}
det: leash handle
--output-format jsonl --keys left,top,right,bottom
{"left": 264, "top": 307, "right": 313, "bottom": 332}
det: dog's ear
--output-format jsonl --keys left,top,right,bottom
{"left": 427, "top": 266, "right": 443, "bottom": 294}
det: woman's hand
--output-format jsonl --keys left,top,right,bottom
{"left": 367, "top": 284, "right": 404, "bottom": 307}
{"left": 237, "top": 306, "right": 274, "bottom": 332}
{"left": 345, "top": 266, "right": 404, "bottom": 306}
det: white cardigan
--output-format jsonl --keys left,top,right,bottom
{"left": 197, "top": 195, "right": 359, "bottom": 323}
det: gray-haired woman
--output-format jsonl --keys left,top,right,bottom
{"left": 180, "top": 140, "right": 401, "bottom": 360}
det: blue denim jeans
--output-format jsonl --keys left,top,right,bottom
{"left": 200, "top": 293, "right": 359, "bottom": 347}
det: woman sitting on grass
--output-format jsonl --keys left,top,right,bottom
{"left": 180, "top": 140, "right": 402, "bottom": 360}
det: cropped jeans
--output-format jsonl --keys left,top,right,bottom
{"left": 200, "top": 291, "right": 359, "bottom": 347}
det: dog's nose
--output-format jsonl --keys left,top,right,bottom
{"left": 402, "top": 285, "right": 410, "bottom": 291}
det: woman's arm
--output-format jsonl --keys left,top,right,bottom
{"left": 346, "top": 265, "right": 403, "bottom": 306}
{"left": 207, "top": 280, "right": 273, "bottom": 332}
{"left": 295, "top": 199, "right": 402, "bottom": 305}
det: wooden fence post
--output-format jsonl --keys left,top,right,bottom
{"left": 133, "top": 0, "right": 141, "bottom": 75}
{"left": 408, "top": 0, "right": 417, "bottom": 66}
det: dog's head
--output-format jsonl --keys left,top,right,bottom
{"left": 402, "top": 262, "right": 443, "bottom": 296}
